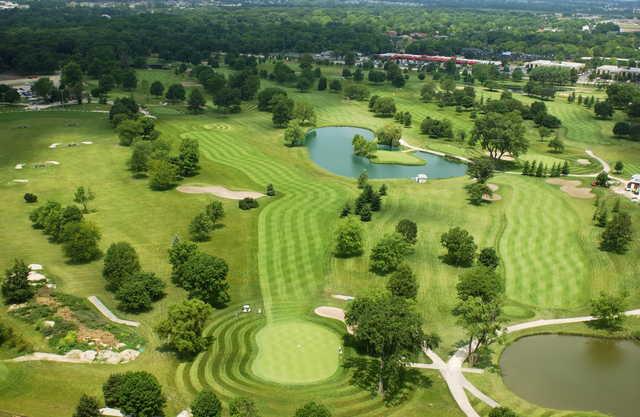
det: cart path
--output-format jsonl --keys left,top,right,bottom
{"left": 87, "top": 296, "right": 140, "bottom": 327}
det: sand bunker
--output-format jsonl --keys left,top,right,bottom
{"left": 576, "top": 159, "right": 591, "bottom": 166}
{"left": 13, "top": 179, "right": 28, "bottom": 183}
{"left": 45, "top": 160, "right": 60, "bottom": 165}
{"left": 81, "top": 141, "right": 93, "bottom": 145}
{"left": 49, "top": 143, "right": 61, "bottom": 149}
{"left": 314, "top": 306, "right": 354, "bottom": 335}
{"left": 15, "top": 163, "right": 24, "bottom": 170}
{"left": 177, "top": 185, "right": 265, "bottom": 200}
{"left": 546, "top": 178, "right": 594, "bottom": 199}
{"left": 482, "top": 183, "right": 502, "bottom": 201}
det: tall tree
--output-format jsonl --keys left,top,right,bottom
{"left": 334, "top": 217, "right": 364, "bottom": 258}
{"left": 2, "top": 259, "right": 35, "bottom": 304}
{"left": 156, "top": 299, "right": 213, "bottom": 357}
{"left": 369, "top": 233, "right": 411, "bottom": 275}
{"left": 345, "top": 293, "right": 425, "bottom": 397}
{"left": 440, "top": 227, "right": 477, "bottom": 267}
{"left": 103, "top": 242, "right": 141, "bottom": 291}
{"left": 191, "top": 390, "right": 222, "bottom": 417}
{"left": 471, "top": 112, "right": 527, "bottom": 160}
{"left": 72, "top": 394, "right": 100, "bottom": 417}
{"left": 73, "top": 186, "right": 95, "bottom": 213}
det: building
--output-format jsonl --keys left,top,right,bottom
{"left": 596, "top": 65, "right": 640, "bottom": 81}
{"left": 376, "top": 53, "right": 501, "bottom": 67}
{"left": 626, "top": 174, "right": 640, "bottom": 194}
{"left": 524, "top": 60, "right": 585, "bottom": 72}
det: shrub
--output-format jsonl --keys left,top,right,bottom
{"left": 23, "top": 193, "right": 38, "bottom": 203}
{"left": 239, "top": 198, "right": 259, "bottom": 210}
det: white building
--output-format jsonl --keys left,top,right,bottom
{"left": 524, "top": 60, "right": 585, "bottom": 72}
{"left": 596, "top": 65, "right": 640, "bottom": 80}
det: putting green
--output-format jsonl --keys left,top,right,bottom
{"left": 252, "top": 321, "right": 341, "bottom": 385}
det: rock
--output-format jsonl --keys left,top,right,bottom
{"left": 99, "top": 407, "right": 124, "bottom": 417}
{"left": 46, "top": 283, "right": 57, "bottom": 289}
{"left": 119, "top": 349, "right": 140, "bottom": 362}
{"left": 97, "top": 350, "right": 122, "bottom": 364}
{"left": 176, "top": 410, "right": 192, "bottom": 417}
{"left": 43, "top": 320, "right": 55, "bottom": 328}
{"left": 7, "top": 303, "right": 27, "bottom": 311}
{"left": 116, "top": 342, "right": 126, "bottom": 349}
{"left": 80, "top": 350, "right": 97, "bottom": 361}
{"left": 65, "top": 350, "right": 84, "bottom": 359}
{"left": 27, "top": 271, "right": 46, "bottom": 282}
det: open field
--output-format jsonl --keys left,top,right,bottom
{"left": 0, "top": 65, "right": 639, "bottom": 417}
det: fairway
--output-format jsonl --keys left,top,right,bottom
{"left": 252, "top": 321, "right": 341, "bottom": 384}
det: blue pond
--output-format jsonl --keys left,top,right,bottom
{"left": 305, "top": 126, "right": 467, "bottom": 179}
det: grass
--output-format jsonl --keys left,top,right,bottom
{"left": 252, "top": 321, "right": 341, "bottom": 384}
{"left": 0, "top": 66, "right": 638, "bottom": 417}
{"left": 372, "top": 150, "right": 426, "bottom": 166}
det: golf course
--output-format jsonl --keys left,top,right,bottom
{"left": 0, "top": 59, "right": 638, "bottom": 417}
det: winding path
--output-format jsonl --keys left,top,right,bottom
{"left": 87, "top": 296, "right": 140, "bottom": 327}
{"left": 315, "top": 301, "right": 640, "bottom": 417}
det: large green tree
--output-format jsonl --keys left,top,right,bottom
{"left": 471, "top": 112, "right": 527, "bottom": 160}
{"left": 102, "top": 371, "right": 166, "bottom": 417}
{"left": 369, "top": 233, "right": 411, "bottom": 275}
{"left": 334, "top": 216, "right": 364, "bottom": 258}
{"left": 2, "top": 259, "right": 35, "bottom": 304}
{"left": 156, "top": 299, "right": 213, "bottom": 357}
{"left": 173, "top": 252, "right": 230, "bottom": 306}
{"left": 440, "top": 227, "right": 477, "bottom": 267}
{"left": 103, "top": 242, "right": 141, "bottom": 291}
{"left": 191, "top": 390, "right": 222, "bottom": 417}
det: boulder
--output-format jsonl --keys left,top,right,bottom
{"left": 65, "top": 350, "right": 84, "bottom": 359}
{"left": 43, "top": 320, "right": 55, "bottom": 328}
{"left": 80, "top": 350, "right": 97, "bottom": 361}
{"left": 119, "top": 349, "right": 140, "bottom": 362}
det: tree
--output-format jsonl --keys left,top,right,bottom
{"left": 272, "top": 96, "right": 295, "bottom": 127}
{"left": 317, "top": 77, "right": 327, "bottom": 91}
{"left": 116, "top": 272, "right": 165, "bottom": 313}
{"left": 168, "top": 237, "right": 198, "bottom": 278}
{"left": 466, "top": 182, "right": 492, "bottom": 205}
{"left": 61, "top": 61, "right": 84, "bottom": 102}
{"left": 369, "top": 233, "right": 411, "bottom": 275}
{"left": 395, "top": 219, "right": 417, "bottom": 244}
{"left": 441, "top": 227, "right": 477, "bottom": 267}
{"left": 130, "top": 141, "right": 152, "bottom": 175}
{"left": 62, "top": 221, "right": 102, "bottom": 263}
{"left": 345, "top": 293, "right": 424, "bottom": 397}
{"left": 489, "top": 407, "right": 518, "bottom": 417}
{"left": 103, "top": 242, "right": 141, "bottom": 292}
{"left": 230, "top": 398, "right": 260, "bottom": 417}
{"left": 293, "top": 101, "right": 316, "bottom": 126}
{"left": 548, "top": 137, "right": 565, "bottom": 153}
{"left": 477, "top": 248, "right": 499, "bottom": 270}
{"left": 334, "top": 217, "right": 364, "bottom": 258}
{"left": 204, "top": 200, "right": 225, "bottom": 225}
{"left": 594, "top": 100, "right": 614, "bottom": 119}
{"left": 352, "top": 134, "right": 377, "bottom": 159}
{"left": 590, "top": 292, "right": 626, "bottom": 330}
{"left": 376, "top": 124, "right": 402, "bottom": 147}
{"left": 372, "top": 97, "right": 396, "bottom": 117}
{"left": 613, "top": 121, "right": 631, "bottom": 137}
{"left": 148, "top": 159, "right": 178, "bottom": 190}
{"left": 456, "top": 266, "right": 503, "bottom": 303}
{"left": 456, "top": 296, "right": 503, "bottom": 366}
{"left": 600, "top": 212, "right": 633, "bottom": 254}
{"left": 614, "top": 160, "right": 624, "bottom": 174}
{"left": 239, "top": 198, "right": 259, "bottom": 210}
{"left": 32, "top": 77, "right": 54, "bottom": 100}
{"left": 296, "top": 75, "right": 313, "bottom": 92}
{"left": 595, "top": 171, "right": 609, "bottom": 187}
{"left": 266, "top": 184, "right": 275, "bottom": 197}
{"left": 178, "top": 137, "right": 200, "bottom": 177}
{"left": 156, "top": 299, "right": 213, "bottom": 356}
{"left": 283, "top": 120, "right": 305, "bottom": 147}
{"left": 471, "top": 112, "right": 527, "bottom": 160}
{"left": 150, "top": 81, "right": 164, "bottom": 97}
{"left": 73, "top": 186, "right": 95, "bottom": 213}
{"left": 353, "top": 68, "right": 364, "bottom": 82}
{"left": 189, "top": 212, "right": 214, "bottom": 242}
{"left": 122, "top": 70, "right": 138, "bottom": 91}
{"left": 344, "top": 84, "right": 370, "bottom": 101}
{"left": 166, "top": 83, "right": 186, "bottom": 102}
{"left": 387, "top": 264, "right": 418, "bottom": 300}
{"left": 357, "top": 170, "right": 368, "bottom": 189}
{"left": 73, "top": 394, "right": 100, "bottom": 417}
{"left": 173, "top": 252, "right": 230, "bottom": 306}
{"left": 213, "top": 87, "right": 241, "bottom": 112}
{"left": 368, "top": 70, "right": 386, "bottom": 84}
{"left": 467, "top": 158, "right": 494, "bottom": 183}
{"left": 420, "top": 117, "right": 453, "bottom": 139}
{"left": 420, "top": 81, "right": 437, "bottom": 102}
{"left": 187, "top": 89, "right": 206, "bottom": 113}
{"left": 191, "top": 390, "right": 222, "bottom": 417}
{"left": 329, "top": 79, "right": 342, "bottom": 92}
{"left": 294, "top": 402, "right": 331, "bottom": 417}
{"left": 257, "top": 88, "right": 286, "bottom": 112}
{"left": 102, "top": 371, "right": 166, "bottom": 417}
{"left": 2, "top": 259, "right": 35, "bottom": 304}
{"left": 24, "top": 193, "right": 38, "bottom": 203}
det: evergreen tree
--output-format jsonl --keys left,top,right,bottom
{"left": 561, "top": 161, "right": 570, "bottom": 175}
{"left": 191, "top": 390, "right": 222, "bottom": 417}
{"left": 379, "top": 184, "right": 387, "bottom": 196}
{"left": 73, "top": 394, "right": 100, "bottom": 417}
{"left": 357, "top": 170, "right": 368, "bottom": 189}
{"left": 340, "top": 202, "right": 351, "bottom": 218}
{"left": 266, "top": 184, "right": 275, "bottom": 196}
{"left": 178, "top": 137, "right": 200, "bottom": 177}
{"left": 535, "top": 162, "right": 544, "bottom": 177}
{"left": 2, "top": 259, "right": 35, "bottom": 304}
{"left": 597, "top": 206, "right": 608, "bottom": 228}
{"left": 521, "top": 160, "right": 530, "bottom": 175}
{"left": 600, "top": 212, "right": 633, "bottom": 254}
{"left": 359, "top": 205, "right": 372, "bottom": 222}
{"left": 187, "top": 89, "right": 207, "bottom": 113}
{"left": 370, "top": 192, "right": 381, "bottom": 212}
{"left": 612, "top": 198, "right": 621, "bottom": 213}
{"left": 529, "top": 161, "right": 537, "bottom": 177}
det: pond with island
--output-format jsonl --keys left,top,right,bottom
{"left": 305, "top": 126, "right": 467, "bottom": 179}
{"left": 500, "top": 334, "right": 640, "bottom": 417}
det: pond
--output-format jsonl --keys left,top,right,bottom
{"left": 500, "top": 334, "right": 640, "bottom": 417}
{"left": 305, "top": 126, "right": 467, "bottom": 179}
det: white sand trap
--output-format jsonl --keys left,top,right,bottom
{"left": 15, "top": 163, "right": 24, "bottom": 170}
{"left": 546, "top": 178, "right": 594, "bottom": 199}
{"left": 13, "top": 179, "right": 28, "bottom": 183}
{"left": 28, "top": 263, "right": 43, "bottom": 271}
{"left": 49, "top": 143, "right": 61, "bottom": 149}
{"left": 314, "top": 306, "right": 354, "bottom": 334}
{"left": 177, "top": 185, "right": 265, "bottom": 200}
{"left": 576, "top": 159, "right": 591, "bottom": 166}
{"left": 45, "top": 160, "right": 60, "bottom": 165}
{"left": 81, "top": 141, "right": 93, "bottom": 145}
